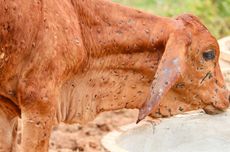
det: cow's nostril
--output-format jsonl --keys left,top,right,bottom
{"left": 229, "top": 95, "right": 230, "bottom": 103}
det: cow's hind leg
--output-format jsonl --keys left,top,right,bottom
{"left": 0, "top": 108, "right": 18, "bottom": 152}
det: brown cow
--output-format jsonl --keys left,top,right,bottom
{"left": 0, "top": 0, "right": 229, "bottom": 151}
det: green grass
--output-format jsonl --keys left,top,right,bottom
{"left": 113, "top": 0, "right": 230, "bottom": 39}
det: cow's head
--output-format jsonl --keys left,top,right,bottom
{"left": 137, "top": 14, "right": 230, "bottom": 123}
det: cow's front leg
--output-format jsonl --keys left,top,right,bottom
{"left": 21, "top": 110, "right": 54, "bottom": 152}
{"left": 0, "top": 108, "right": 18, "bottom": 152}
{"left": 19, "top": 86, "right": 56, "bottom": 152}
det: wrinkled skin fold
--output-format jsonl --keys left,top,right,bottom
{"left": 0, "top": 0, "right": 229, "bottom": 151}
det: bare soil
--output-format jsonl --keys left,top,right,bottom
{"left": 49, "top": 109, "right": 138, "bottom": 152}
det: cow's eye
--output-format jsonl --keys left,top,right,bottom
{"left": 203, "top": 49, "right": 215, "bottom": 61}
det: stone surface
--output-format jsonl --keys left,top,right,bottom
{"left": 103, "top": 109, "right": 230, "bottom": 152}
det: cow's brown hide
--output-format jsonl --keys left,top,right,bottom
{"left": 0, "top": 0, "right": 229, "bottom": 151}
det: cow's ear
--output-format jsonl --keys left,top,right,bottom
{"left": 137, "top": 32, "right": 191, "bottom": 123}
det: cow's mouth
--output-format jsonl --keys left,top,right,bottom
{"left": 203, "top": 105, "right": 224, "bottom": 115}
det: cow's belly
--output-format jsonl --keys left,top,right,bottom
{"left": 58, "top": 51, "right": 161, "bottom": 124}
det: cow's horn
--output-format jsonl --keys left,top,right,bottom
{"left": 137, "top": 32, "right": 191, "bottom": 123}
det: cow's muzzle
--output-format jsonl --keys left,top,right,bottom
{"left": 203, "top": 105, "right": 224, "bottom": 115}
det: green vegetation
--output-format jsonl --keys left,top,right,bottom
{"left": 113, "top": 0, "right": 230, "bottom": 39}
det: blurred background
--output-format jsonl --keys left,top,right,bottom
{"left": 113, "top": 0, "right": 230, "bottom": 39}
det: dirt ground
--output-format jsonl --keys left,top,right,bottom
{"left": 49, "top": 109, "right": 138, "bottom": 152}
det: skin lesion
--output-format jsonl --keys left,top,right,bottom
{"left": 200, "top": 71, "right": 212, "bottom": 84}
{"left": 59, "top": 48, "right": 162, "bottom": 123}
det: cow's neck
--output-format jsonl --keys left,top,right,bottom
{"left": 73, "top": 0, "right": 177, "bottom": 108}
{"left": 73, "top": 0, "right": 177, "bottom": 57}
{"left": 64, "top": 0, "right": 181, "bottom": 123}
